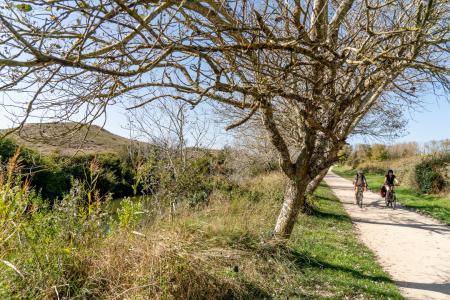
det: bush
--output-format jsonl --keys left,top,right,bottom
{"left": 358, "top": 162, "right": 387, "bottom": 175}
{"left": 0, "top": 151, "right": 108, "bottom": 299}
{"left": 117, "top": 197, "right": 144, "bottom": 228}
{"left": 371, "top": 144, "right": 389, "bottom": 161}
{"left": 415, "top": 154, "right": 450, "bottom": 194}
{"left": 0, "top": 138, "right": 139, "bottom": 201}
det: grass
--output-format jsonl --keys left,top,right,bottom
{"left": 83, "top": 173, "right": 402, "bottom": 299}
{"left": 1, "top": 172, "right": 402, "bottom": 299}
{"left": 289, "top": 183, "right": 402, "bottom": 299}
{"left": 333, "top": 165, "right": 450, "bottom": 225}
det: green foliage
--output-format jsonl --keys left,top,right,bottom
{"left": 1, "top": 151, "right": 402, "bottom": 299}
{"left": 371, "top": 144, "right": 389, "bottom": 161}
{"left": 117, "top": 198, "right": 144, "bottom": 228}
{"left": 15, "top": 3, "right": 32, "bottom": 12}
{"left": 338, "top": 144, "right": 353, "bottom": 164}
{"left": 358, "top": 144, "right": 372, "bottom": 161}
{"left": 0, "top": 149, "right": 34, "bottom": 242}
{"left": 0, "top": 139, "right": 138, "bottom": 201}
{"left": 0, "top": 138, "right": 17, "bottom": 158}
{"left": 0, "top": 152, "right": 109, "bottom": 299}
{"left": 358, "top": 162, "right": 387, "bottom": 175}
{"left": 142, "top": 152, "right": 215, "bottom": 208}
{"left": 415, "top": 154, "right": 450, "bottom": 194}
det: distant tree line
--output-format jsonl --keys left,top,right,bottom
{"left": 339, "top": 142, "right": 419, "bottom": 166}
{"left": 340, "top": 140, "right": 450, "bottom": 166}
{"left": 339, "top": 140, "right": 450, "bottom": 194}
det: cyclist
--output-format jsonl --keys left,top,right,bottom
{"left": 353, "top": 170, "right": 368, "bottom": 203}
{"left": 384, "top": 169, "right": 399, "bottom": 201}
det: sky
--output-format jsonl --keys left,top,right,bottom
{"left": 94, "top": 94, "right": 450, "bottom": 148}
{"left": 398, "top": 99, "right": 450, "bottom": 143}
{"left": 348, "top": 95, "right": 450, "bottom": 146}
{"left": 1, "top": 92, "right": 449, "bottom": 149}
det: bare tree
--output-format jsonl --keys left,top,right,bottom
{"left": 126, "top": 99, "right": 214, "bottom": 215}
{"left": 0, "top": 0, "right": 449, "bottom": 239}
{"left": 352, "top": 100, "right": 408, "bottom": 140}
{"left": 130, "top": 100, "right": 214, "bottom": 165}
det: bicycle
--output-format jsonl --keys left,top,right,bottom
{"left": 355, "top": 185, "right": 364, "bottom": 208}
{"left": 385, "top": 185, "right": 396, "bottom": 209}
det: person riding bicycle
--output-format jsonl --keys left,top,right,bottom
{"left": 384, "top": 169, "right": 399, "bottom": 199}
{"left": 353, "top": 170, "right": 368, "bottom": 203}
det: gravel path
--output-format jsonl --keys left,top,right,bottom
{"left": 324, "top": 170, "right": 450, "bottom": 300}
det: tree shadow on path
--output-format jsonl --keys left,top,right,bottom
{"left": 395, "top": 280, "right": 450, "bottom": 296}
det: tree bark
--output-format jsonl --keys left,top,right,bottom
{"left": 273, "top": 176, "right": 309, "bottom": 239}
{"left": 306, "top": 167, "right": 329, "bottom": 194}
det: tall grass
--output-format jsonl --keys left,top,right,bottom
{"left": 1, "top": 152, "right": 401, "bottom": 299}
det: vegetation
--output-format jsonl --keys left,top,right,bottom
{"left": 0, "top": 149, "right": 402, "bottom": 299}
{"left": 340, "top": 141, "right": 450, "bottom": 194}
{"left": 0, "top": 137, "right": 131, "bottom": 200}
{"left": 2, "top": 0, "right": 448, "bottom": 239}
{"left": 1, "top": 123, "right": 133, "bottom": 156}
{"left": 414, "top": 154, "right": 450, "bottom": 194}
{"left": 333, "top": 165, "right": 450, "bottom": 225}
{"left": 0, "top": 135, "right": 226, "bottom": 204}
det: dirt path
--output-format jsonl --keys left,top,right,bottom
{"left": 324, "top": 170, "right": 450, "bottom": 300}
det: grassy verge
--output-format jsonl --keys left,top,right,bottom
{"left": 87, "top": 173, "right": 401, "bottom": 299}
{"left": 1, "top": 172, "right": 402, "bottom": 299}
{"left": 333, "top": 165, "right": 450, "bottom": 225}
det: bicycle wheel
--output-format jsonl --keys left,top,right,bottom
{"left": 357, "top": 191, "right": 363, "bottom": 207}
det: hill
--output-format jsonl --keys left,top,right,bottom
{"left": 1, "top": 122, "right": 133, "bottom": 155}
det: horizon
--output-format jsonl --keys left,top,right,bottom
{"left": 1, "top": 92, "right": 449, "bottom": 149}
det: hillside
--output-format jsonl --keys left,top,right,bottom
{"left": 1, "top": 123, "right": 133, "bottom": 155}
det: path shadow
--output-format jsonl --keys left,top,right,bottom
{"left": 395, "top": 280, "right": 450, "bottom": 295}
{"left": 351, "top": 218, "right": 450, "bottom": 234}
{"left": 308, "top": 207, "right": 351, "bottom": 222}
{"left": 289, "top": 249, "right": 392, "bottom": 284}
{"left": 362, "top": 200, "right": 386, "bottom": 208}
{"left": 243, "top": 242, "right": 393, "bottom": 285}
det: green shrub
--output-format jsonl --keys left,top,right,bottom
{"left": 358, "top": 162, "right": 386, "bottom": 175}
{"left": 415, "top": 154, "right": 450, "bottom": 193}
{"left": 0, "top": 150, "right": 109, "bottom": 299}
{"left": 371, "top": 144, "right": 389, "bottom": 161}
{"left": 117, "top": 197, "right": 144, "bottom": 228}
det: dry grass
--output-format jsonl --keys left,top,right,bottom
{"left": 2, "top": 171, "right": 401, "bottom": 299}
{"left": 74, "top": 172, "right": 401, "bottom": 299}
{"left": 84, "top": 174, "right": 286, "bottom": 299}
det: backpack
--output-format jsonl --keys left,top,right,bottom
{"left": 354, "top": 173, "right": 366, "bottom": 184}
{"left": 380, "top": 185, "right": 387, "bottom": 197}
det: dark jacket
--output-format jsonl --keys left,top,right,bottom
{"left": 385, "top": 174, "right": 396, "bottom": 185}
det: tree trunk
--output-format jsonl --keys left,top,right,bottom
{"left": 306, "top": 167, "right": 329, "bottom": 194}
{"left": 273, "top": 176, "right": 309, "bottom": 239}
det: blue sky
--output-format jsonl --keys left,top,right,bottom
{"left": 1, "top": 92, "right": 449, "bottom": 148}
{"left": 399, "top": 100, "right": 450, "bottom": 143}
{"left": 100, "top": 96, "right": 450, "bottom": 148}
{"left": 349, "top": 95, "right": 450, "bottom": 145}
